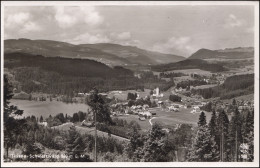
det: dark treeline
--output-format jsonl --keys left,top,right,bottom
{"left": 177, "top": 79, "right": 207, "bottom": 89}
{"left": 97, "top": 118, "right": 141, "bottom": 139}
{"left": 5, "top": 52, "right": 173, "bottom": 96}
{"left": 127, "top": 96, "right": 156, "bottom": 108}
{"left": 188, "top": 108, "right": 254, "bottom": 162}
{"left": 159, "top": 72, "right": 187, "bottom": 78}
{"left": 169, "top": 94, "right": 182, "bottom": 102}
{"left": 151, "top": 59, "right": 227, "bottom": 72}
{"left": 192, "top": 74, "right": 254, "bottom": 99}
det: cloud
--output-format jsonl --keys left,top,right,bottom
{"left": 224, "top": 14, "right": 244, "bottom": 28}
{"left": 109, "top": 32, "right": 140, "bottom": 46}
{"left": 54, "top": 6, "right": 103, "bottom": 29}
{"left": 71, "top": 32, "right": 110, "bottom": 44}
{"left": 21, "top": 21, "right": 42, "bottom": 33}
{"left": 111, "top": 32, "right": 131, "bottom": 41}
{"left": 5, "top": 11, "right": 42, "bottom": 35}
{"left": 152, "top": 36, "right": 195, "bottom": 56}
{"left": 5, "top": 12, "right": 30, "bottom": 27}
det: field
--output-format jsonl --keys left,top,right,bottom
{"left": 222, "top": 94, "right": 254, "bottom": 103}
{"left": 149, "top": 107, "right": 212, "bottom": 126}
{"left": 166, "top": 69, "right": 212, "bottom": 75}
{"left": 191, "top": 84, "right": 218, "bottom": 90}
{"left": 107, "top": 89, "right": 151, "bottom": 101}
{"left": 114, "top": 115, "right": 152, "bottom": 131}
{"left": 10, "top": 99, "right": 90, "bottom": 119}
{"left": 116, "top": 106, "right": 212, "bottom": 130}
{"left": 52, "top": 122, "right": 129, "bottom": 142}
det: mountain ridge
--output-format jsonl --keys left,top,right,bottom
{"left": 4, "top": 38, "right": 185, "bottom": 65}
{"left": 189, "top": 47, "right": 254, "bottom": 60}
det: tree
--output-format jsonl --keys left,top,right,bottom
{"left": 232, "top": 98, "right": 237, "bottom": 106}
{"left": 4, "top": 74, "right": 25, "bottom": 160}
{"left": 124, "top": 126, "right": 144, "bottom": 160}
{"left": 78, "top": 111, "right": 85, "bottom": 122}
{"left": 245, "top": 110, "right": 254, "bottom": 161}
{"left": 66, "top": 126, "right": 92, "bottom": 162}
{"left": 72, "top": 113, "right": 79, "bottom": 123}
{"left": 209, "top": 110, "right": 217, "bottom": 135}
{"left": 40, "top": 116, "right": 43, "bottom": 123}
{"left": 141, "top": 123, "right": 169, "bottom": 162}
{"left": 169, "top": 94, "right": 181, "bottom": 102}
{"left": 201, "top": 102, "right": 212, "bottom": 112}
{"left": 150, "top": 90, "right": 153, "bottom": 95}
{"left": 87, "top": 88, "right": 112, "bottom": 124}
{"left": 217, "top": 110, "right": 229, "bottom": 161}
{"left": 55, "top": 113, "right": 65, "bottom": 123}
{"left": 227, "top": 108, "right": 242, "bottom": 161}
{"left": 241, "top": 110, "right": 254, "bottom": 162}
{"left": 127, "top": 92, "right": 137, "bottom": 100}
{"left": 188, "top": 125, "right": 219, "bottom": 161}
{"left": 198, "top": 112, "right": 207, "bottom": 127}
{"left": 22, "top": 137, "right": 43, "bottom": 162}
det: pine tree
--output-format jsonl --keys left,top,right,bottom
{"left": 198, "top": 111, "right": 207, "bottom": 127}
{"left": 209, "top": 110, "right": 218, "bottom": 143}
{"left": 22, "top": 137, "right": 43, "bottom": 162}
{"left": 124, "top": 126, "right": 144, "bottom": 160}
{"left": 232, "top": 98, "right": 237, "bottom": 106}
{"left": 4, "top": 74, "right": 25, "bottom": 160}
{"left": 188, "top": 125, "right": 219, "bottom": 161}
{"left": 217, "top": 110, "right": 229, "bottom": 161}
{"left": 141, "top": 123, "right": 169, "bottom": 162}
{"left": 241, "top": 110, "right": 254, "bottom": 161}
{"left": 227, "top": 108, "right": 242, "bottom": 161}
{"left": 87, "top": 88, "right": 112, "bottom": 124}
{"left": 40, "top": 116, "right": 43, "bottom": 123}
{"left": 66, "top": 126, "right": 92, "bottom": 162}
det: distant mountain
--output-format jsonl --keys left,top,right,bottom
{"left": 81, "top": 43, "right": 185, "bottom": 64}
{"left": 151, "top": 59, "right": 227, "bottom": 72}
{"left": 4, "top": 39, "right": 129, "bottom": 65}
{"left": 189, "top": 47, "right": 254, "bottom": 60}
{"left": 4, "top": 39, "right": 185, "bottom": 65}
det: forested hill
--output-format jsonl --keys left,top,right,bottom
{"left": 4, "top": 52, "right": 140, "bottom": 95}
{"left": 4, "top": 52, "right": 133, "bottom": 78}
{"left": 4, "top": 52, "right": 173, "bottom": 95}
{"left": 189, "top": 47, "right": 254, "bottom": 60}
{"left": 4, "top": 38, "right": 185, "bottom": 65}
{"left": 151, "top": 59, "right": 227, "bottom": 72}
{"left": 192, "top": 74, "right": 254, "bottom": 100}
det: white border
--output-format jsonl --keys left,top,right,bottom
{"left": 1, "top": 1, "right": 259, "bottom": 167}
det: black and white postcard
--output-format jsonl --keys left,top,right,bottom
{"left": 1, "top": 1, "right": 259, "bottom": 167}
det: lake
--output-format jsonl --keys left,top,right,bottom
{"left": 10, "top": 99, "right": 90, "bottom": 119}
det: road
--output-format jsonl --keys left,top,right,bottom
{"left": 149, "top": 117, "right": 157, "bottom": 126}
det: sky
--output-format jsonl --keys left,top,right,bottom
{"left": 4, "top": 5, "right": 255, "bottom": 57}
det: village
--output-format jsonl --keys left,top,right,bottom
{"left": 12, "top": 70, "right": 254, "bottom": 130}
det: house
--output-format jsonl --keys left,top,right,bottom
{"left": 191, "top": 106, "right": 201, "bottom": 113}
{"left": 139, "top": 116, "right": 146, "bottom": 121}
{"left": 169, "top": 105, "right": 179, "bottom": 112}
{"left": 81, "top": 120, "right": 94, "bottom": 127}
{"left": 158, "top": 101, "right": 164, "bottom": 107}
{"left": 139, "top": 111, "right": 152, "bottom": 118}
{"left": 152, "top": 87, "right": 164, "bottom": 98}
{"left": 143, "top": 104, "right": 149, "bottom": 110}
{"left": 38, "top": 120, "right": 48, "bottom": 127}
